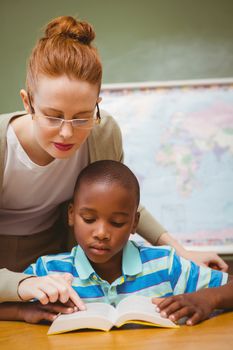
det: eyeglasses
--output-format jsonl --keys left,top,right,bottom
{"left": 27, "top": 93, "right": 101, "bottom": 129}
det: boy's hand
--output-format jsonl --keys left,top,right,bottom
{"left": 18, "top": 273, "right": 85, "bottom": 310}
{"left": 152, "top": 289, "right": 216, "bottom": 326}
{"left": 0, "top": 300, "right": 78, "bottom": 324}
{"left": 18, "top": 300, "right": 77, "bottom": 324}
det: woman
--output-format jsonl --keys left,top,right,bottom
{"left": 0, "top": 16, "right": 227, "bottom": 298}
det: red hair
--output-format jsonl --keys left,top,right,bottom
{"left": 26, "top": 16, "right": 102, "bottom": 95}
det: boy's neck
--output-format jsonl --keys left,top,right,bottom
{"left": 89, "top": 252, "right": 123, "bottom": 284}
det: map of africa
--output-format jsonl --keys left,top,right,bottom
{"left": 101, "top": 82, "right": 233, "bottom": 252}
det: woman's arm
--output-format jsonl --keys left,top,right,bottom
{"left": 137, "top": 206, "right": 228, "bottom": 271}
{"left": 0, "top": 269, "right": 33, "bottom": 302}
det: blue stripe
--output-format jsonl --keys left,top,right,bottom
{"left": 34, "top": 257, "right": 49, "bottom": 276}
{"left": 46, "top": 260, "right": 79, "bottom": 276}
{"left": 117, "top": 270, "right": 170, "bottom": 294}
{"left": 184, "top": 262, "right": 200, "bottom": 293}
{"left": 168, "top": 253, "right": 182, "bottom": 290}
{"left": 24, "top": 266, "right": 34, "bottom": 275}
{"left": 73, "top": 285, "right": 104, "bottom": 298}
{"left": 209, "top": 269, "right": 223, "bottom": 288}
{"left": 140, "top": 247, "right": 170, "bottom": 264}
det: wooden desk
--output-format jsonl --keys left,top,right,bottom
{"left": 0, "top": 311, "right": 233, "bottom": 350}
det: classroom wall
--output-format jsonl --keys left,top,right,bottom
{"left": 0, "top": 0, "right": 233, "bottom": 112}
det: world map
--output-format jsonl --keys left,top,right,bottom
{"left": 101, "top": 82, "right": 233, "bottom": 252}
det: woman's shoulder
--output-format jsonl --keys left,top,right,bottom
{"left": 90, "top": 109, "right": 122, "bottom": 138}
{"left": 98, "top": 109, "right": 121, "bottom": 129}
{"left": 88, "top": 109, "right": 123, "bottom": 162}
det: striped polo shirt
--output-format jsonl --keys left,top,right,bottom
{"left": 24, "top": 241, "right": 228, "bottom": 306}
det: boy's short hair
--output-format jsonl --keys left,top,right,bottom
{"left": 74, "top": 160, "right": 140, "bottom": 206}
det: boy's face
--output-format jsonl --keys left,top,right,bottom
{"left": 68, "top": 181, "right": 139, "bottom": 266}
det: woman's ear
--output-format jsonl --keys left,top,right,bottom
{"left": 131, "top": 212, "right": 140, "bottom": 235}
{"left": 97, "top": 96, "right": 102, "bottom": 104}
{"left": 20, "top": 89, "right": 31, "bottom": 114}
{"left": 68, "top": 202, "right": 75, "bottom": 226}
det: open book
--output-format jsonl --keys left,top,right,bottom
{"left": 48, "top": 295, "right": 178, "bottom": 335}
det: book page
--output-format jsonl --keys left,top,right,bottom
{"left": 115, "top": 295, "right": 177, "bottom": 328}
{"left": 48, "top": 302, "right": 117, "bottom": 334}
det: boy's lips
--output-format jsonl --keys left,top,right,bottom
{"left": 89, "top": 245, "right": 110, "bottom": 255}
{"left": 53, "top": 142, "right": 74, "bottom": 151}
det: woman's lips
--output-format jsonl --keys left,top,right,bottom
{"left": 54, "top": 143, "right": 74, "bottom": 151}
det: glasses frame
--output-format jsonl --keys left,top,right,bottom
{"left": 27, "top": 93, "right": 101, "bottom": 129}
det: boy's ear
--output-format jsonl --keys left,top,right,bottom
{"left": 131, "top": 212, "right": 140, "bottom": 235}
{"left": 68, "top": 202, "right": 75, "bottom": 226}
{"left": 20, "top": 89, "right": 31, "bottom": 114}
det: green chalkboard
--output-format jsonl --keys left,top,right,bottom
{"left": 0, "top": 0, "right": 233, "bottom": 112}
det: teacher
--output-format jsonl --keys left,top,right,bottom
{"left": 0, "top": 15, "right": 227, "bottom": 281}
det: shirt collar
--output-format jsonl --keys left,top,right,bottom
{"left": 122, "top": 240, "right": 142, "bottom": 276}
{"left": 74, "top": 240, "right": 142, "bottom": 280}
{"left": 74, "top": 245, "right": 95, "bottom": 280}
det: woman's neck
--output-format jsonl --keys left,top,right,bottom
{"left": 11, "top": 115, "right": 54, "bottom": 166}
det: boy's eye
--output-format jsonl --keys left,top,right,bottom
{"left": 111, "top": 222, "right": 125, "bottom": 228}
{"left": 82, "top": 217, "right": 96, "bottom": 224}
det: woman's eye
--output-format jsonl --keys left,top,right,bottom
{"left": 111, "top": 222, "right": 125, "bottom": 228}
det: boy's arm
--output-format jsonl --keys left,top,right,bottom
{"left": 0, "top": 301, "right": 77, "bottom": 323}
{"left": 153, "top": 276, "right": 233, "bottom": 325}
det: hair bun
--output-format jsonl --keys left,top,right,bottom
{"left": 44, "top": 16, "right": 95, "bottom": 45}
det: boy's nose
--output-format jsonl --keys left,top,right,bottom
{"left": 93, "top": 224, "right": 110, "bottom": 241}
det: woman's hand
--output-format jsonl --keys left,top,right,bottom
{"left": 182, "top": 250, "right": 228, "bottom": 272}
{"left": 157, "top": 232, "right": 228, "bottom": 271}
{"left": 18, "top": 273, "right": 85, "bottom": 310}
{"left": 152, "top": 289, "right": 217, "bottom": 326}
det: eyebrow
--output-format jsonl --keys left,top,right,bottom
{"left": 79, "top": 208, "right": 129, "bottom": 216}
{"left": 41, "top": 106, "right": 94, "bottom": 116}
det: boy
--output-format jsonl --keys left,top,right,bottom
{"left": 1, "top": 160, "right": 232, "bottom": 325}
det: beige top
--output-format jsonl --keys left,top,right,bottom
{"left": 0, "top": 110, "right": 166, "bottom": 302}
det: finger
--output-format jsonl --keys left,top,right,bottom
{"left": 50, "top": 275, "right": 86, "bottom": 310}
{"left": 205, "top": 254, "right": 228, "bottom": 272}
{"left": 38, "top": 283, "right": 60, "bottom": 304}
{"left": 30, "top": 289, "right": 50, "bottom": 305}
{"left": 168, "top": 306, "right": 196, "bottom": 323}
{"left": 67, "top": 286, "right": 86, "bottom": 311}
{"left": 62, "top": 273, "right": 73, "bottom": 283}
{"left": 151, "top": 297, "right": 165, "bottom": 305}
{"left": 186, "top": 311, "right": 204, "bottom": 326}
{"left": 159, "top": 300, "right": 185, "bottom": 318}
{"left": 50, "top": 282, "right": 70, "bottom": 304}
{"left": 212, "top": 258, "right": 228, "bottom": 272}
{"left": 39, "top": 310, "right": 58, "bottom": 323}
{"left": 41, "top": 302, "right": 76, "bottom": 314}
{"left": 153, "top": 297, "right": 177, "bottom": 312}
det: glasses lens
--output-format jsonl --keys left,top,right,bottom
{"left": 38, "top": 116, "right": 61, "bottom": 127}
{"left": 72, "top": 119, "right": 94, "bottom": 128}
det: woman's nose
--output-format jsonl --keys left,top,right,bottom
{"left": 59, "top": 120, "right": 74, "bottom": 139}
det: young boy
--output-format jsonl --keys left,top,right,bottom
{"left": 1, "top": 160, "right": 232, "bottom": 326}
